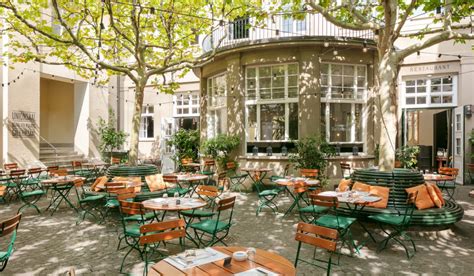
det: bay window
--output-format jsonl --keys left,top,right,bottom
{"left": 207, "top": 74, "right": 227, "bottom": 138}
{"left": 245, "top": 63, "right": 299, "bottom": 153}
{"left": 321, "top": 63, "right": 366, "bottom": 152}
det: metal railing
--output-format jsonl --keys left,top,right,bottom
{"left": 39, "top": 135, "right": 59, "bottom": 165}
{"left": 202, "top": 13, "right": 374, "bottom": 53}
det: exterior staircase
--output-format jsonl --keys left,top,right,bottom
{"left": 39, "top": 144, "right": 87, "bottom": 168}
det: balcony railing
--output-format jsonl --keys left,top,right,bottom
{"left": 202, "top": 13, "right": 374, "bottom": 53}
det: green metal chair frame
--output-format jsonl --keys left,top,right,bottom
{"left": 74, "top": 178, "right": 106, "bottom": 224}
{"left": 368, "top": 191, "right": 418, "bottom": 259}
{"left": 4, "top": 169, "right": 26, "bottom": 202}
{"left": 200, "top": 160, "right": 216, "bottom": 184}
{"left": 312, "top": 195, "right": 359, "bottom": 256}
{"left": 163, "top": 175, "right": 191, "bottom": 197}
{"left": 437, "top": 167, "right": 458, "bottom": 201}
{"left": 189, "top": 196, "right": 236, "bottom": 248}
{"left": 254, "top": 175, "right": 282, "bottom": 216}
{"left": 298, "top": 189, "right": 329, "bottom": 223}
{"left": 101, "top": 183, "right": 135, "bottom": 224}
{"left": 0, "top": 213, "right": 21, "bottom": 272}
{"left": 294, "top": 222, "right": 339, "bottom": 276}
{"left": 139, "top": 219, "right": 186, "bottom": 276}
{"left": 16, "top": 170, "right": 45, "bottom": 214}
{"left": 225, "top": 162, "right": 248, "bottom": 192}
{"left": 118, "top": 200, "right": 158, "bottom": 273}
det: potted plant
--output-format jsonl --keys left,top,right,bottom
{"left": 169, "top": 129, "right": 200, "bottom": 170}
{"left": 201, "top": 134, "right": 240, "bottom": 171}
{"left": 395, "top": 145, "right": 420, "bottom": 169}
{"left": 289, "top": 136, "right": 335, "bottom": 185}
{"left": 96, "top": 109, "right": 128, "bottom": 163}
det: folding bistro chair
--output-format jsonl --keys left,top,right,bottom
{"left": 438, "top": 167, "right": 458, "bottom": 201}
{"left": 225, "top": 162, "right": 248, "bottom": 192}
{"left": 294, "top": 222, "right": 339, "bottom": 275}
{"left": 16, "top": 171, "right": 46, "bottom": 214}
{"left": 139, "top": 219, "right": 186, "bottom": 275}
{"left": 3, "top": 163, "right": 18, "bottom": 171}
{"left": 26, "top": 167, "right": 45, "bottom": 187}
{"left": 74, "top": 178, "right": 106, "bottom": 224}
{"left": 298, "top": 188, "right": 328, "bottom": 223}
{"left": 189, "top": 196, "right": 236, "bottom": 248}
{"left": 368, "top": 192, "right": 418, "bottom": 259}
{"left": 254, "top": 175, "right": 282, "bottom": 216}
{"left": 312, "top": 195, "right": 359, "bottom": 256}
{"left": 0, "top": 213, "right": 22, "bottom": 272}
{"left": 181, "top": 185, "right": 218, "bottom": 222}
{"left": 162, "top": 175, "right": 190, "bottom": 197}
{"left": 200, "top": 159, "right": 216, "bottom": 183}
{"left": 340, "top": 162, "right": 352, "bottom": 179}
{"left": 102, "top": 183, "right": 135, "bottom": 223}
{"left": 4, "top": 169, "right": 26, "bottom": 201}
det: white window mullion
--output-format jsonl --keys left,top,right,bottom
{"left": 256, "top": 104, "right": 261, "bottom": 142}
{"left": 325, "top": 104, "right": 330, "bottom": 141}
{"left": 285, "top": 103, "right": 289, "bottom": 140}
{"left": 351, "top": 104, "right": 356, "bottom": 142}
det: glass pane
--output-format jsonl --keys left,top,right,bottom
{"left": 320, "top": 86, "right": 328, "bottom": 98}
{"left": 356, "top": 88, "right": 364, "bottom": 100}
{"left": 431, "top": 85, "right": 440, "bottom": 93}
{"left": 443, "top": 77, "right": 452, "bottom": 84}
{"left": 182, "top": 108, "right": 189, "bottom": 114}
{"left": 406, "top": 97, "right": 415, "bottom": 104}
{"left": 331, "top": 87, "right": 343, "bottom": 99}
{"left": 431, "top": 78, "right": 441, "bottom": 85}
{"left": 260, "top": 88, "right": 271, "bottom": 99}
{"left": 431, "top": 96, "right": 441, "bottom": 104}
{"left": 343, "top": 65, "right": 354, "bottom": 76}
{"left": 357, "top": 66, "right": 366, "bottom": 77}
{"left": 247, "top": 67, "right": 256, "bottom": 78}
{"left": 355, "top": 104, "right": 362, "bottom": 142}
{"left": 247, "top": 79, "right": 256, "bottom": 89}
{"left": 289, "top": 103, "right": 298, "bottom": 140}
{"left": 332, "top": 76, "right": 342, "bottom": 86}
{"left": 330, "top": 103, "right": 352, "bottom": 142}
{"left": 288, "top": 87, "right": 298, "bottom": 98}
{"left": 406, "top": 87, "right": 415, "bottom": 93}
{"left": 417, "top": 79, "right": 427, "bottom": 85}
{"left": 321, "top": 75, "right": 328, "bottom": 86}
{"left": 273, "top": 88, "right": 285, "bottom": 99}
{"left": 405, "top": 80, "right": 415, "bottom": 86}
{"left": 288, "top": 75, "right": 298, "bottom": 87}
{"left": 343, "top": 76, "right": 354, "bottom": 87}
{"left": 260, "top": 77, "right": 271, "bottom": 89}
{"left": 417, "top": 97, "right": 426, "bottom": 104}
{"left": 273, "top": 76, "right": 285, "bottom": 87}
{"left": 247, "top": 105, "right": 257, "bottom": 141}
{"left": 177, "top": 109, "right": 182, "bottom": 114}
{"left": 260, "top": 67, "right": 271, "bottom": 77}
{"left": 342, "top": 88, "right": 354, "bottom": 99}
{"left": 417, "top": 86, "right": 426, "bottom": 93}
{"left": 192, "top": 108, "right": 198, "bottom": 114}
{"left": 260, "top": 104, "right": 285, "bottom": 141}
{"left": 442, "top": 95, "right": 452, "bottom": 103}
{"left": 247, "top": 89, "right": 256, "bottom": 100}
{"left": 357, "top": 76, "right": 366, "bottom": 87}
{"left": 442, "top": 85, "right": 452, "bottom": 92}
{"left": 288, "top": 64, "right": 298, "bottom": 75}
{"left": 331, "top": 64, "right": 342, "bottom": 75}
{"left": 321, "top": 64, "right": 329, "bottom": 74}
{"left": 272, "top": 65, "right": 285, "bottom": 76}
{"left": 148, "top": 106, "right": 154, "bottom": 113}
{"left": 216, "top": 108, "right": 227, "bottom": 135}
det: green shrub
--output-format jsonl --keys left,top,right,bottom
{"left": 97, "top": 109, "right": 128, "bottom": 161}
{"left": 169, "top": 129, "right": 200, "bottom": 169}
{"left": 201, "top": 134, "right": 240, "bottom": 169}
{"left": 289, "top": 135, "right": 335, "bottom": 176}
{"left": 396, "top": 145, "right": 420, "bottom": 169}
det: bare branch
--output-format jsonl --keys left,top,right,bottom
{"left": 399, "top": 22, "right": 472, "bottom": 38}
{"left": 393, "top": 0, "right": 417, "bottom": 39}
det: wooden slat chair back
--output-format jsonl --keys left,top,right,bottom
{"left": 115, "top": 187, "right": 136, "bottom": 201}
{"left": 311, "top": 195, "right": 338, "bottom": 208}
{"left": 0, "top": 213, "right": 22, "bottom": 272}
{"left": 49, "top": 169, "right": 68, "bottom": 177}
{"left": 163, "top": 175, "right": 178, "bottom": 184}
{"left": 27, "top": 167, "right": 43, "bottom": 178}
{"left": 300, "top": 169, "right": 318, "bottom": 179}
{"left": 90, "top": 176, "right": 108, "bottom": 192}
{"left": 203, "top": 160, "right": 215, "bottom": 171}
{"left": 226, "top": 162, "right": 237, "bottom": 170}
{"left": 340, "top": 162, "right": 352, "bottom": 178}
{"left": 181, "top": 158, "right": 193, "bottom": 165}
{"left": 4, "top": 163, "right": 18, "bottom": 170}
{"left": 293, "top": 182, "right": 308, "bottom": 194}
{"left": 217, "top": 172, "right": 228, "bottom": 190}
{"left": 197, "top": 185, "right": 219, "bottom": 198}
{"left": 294, "top": 222, "right": 339, "bottom": 274}
{"left": 46, "top": 166, "right": 59, "bottom": 173}
{"left": 9, "top": 169, "right": 26, "bottom": 177}
{"left": 217, "top": 196, "right": 236, "bottom": 212}
{"left": 119, "top": 200, "right": 146, "bottom": 216}
{"left": 139, "top": 219, "right": 186, "bottom": 245}
{"left": 72, "top": 161, "right": 83, "bottom": 170}
{"left": 111, "top": 157, "right": 121, "bottom": 165}
{"left": 439, "top": 167, "right": 459, "bottom": 177}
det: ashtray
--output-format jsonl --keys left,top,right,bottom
{"left": 232, "top": 251, "right": 248, "bottom": 261}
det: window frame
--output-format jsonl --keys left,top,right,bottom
{"left": 139, "top": 105, "right": 155, "bottom": 141}
{"left": 320, "top": 62, "right": 367, "bottom": 146}
{"left": 244, "top": 63, "right": 299, "bottom": 145}
{"left": 207, "top": 73, "right": 228, "bottom": 138}
{"left": 402, "top": 75, "right": 457, "bottom": 108}
{"left": 173, "top": 92, "right": 200, "bottom": 117}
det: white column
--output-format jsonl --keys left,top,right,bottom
{"left": 74, "top": 82, "right": 90, "bottom": 157}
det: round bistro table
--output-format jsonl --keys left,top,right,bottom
{"left": 149, "top": 246, "right": 296, "bottom": 275}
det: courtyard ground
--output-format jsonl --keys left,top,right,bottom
{"left": 0, "top": 185, "right": 473, "bottom": 275}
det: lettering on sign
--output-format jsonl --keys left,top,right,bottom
{"left": 409, "top": 64, "right": 451, "bottom": 73}
{"left": 11, "top": 111, "right": 36, "bottom": 138}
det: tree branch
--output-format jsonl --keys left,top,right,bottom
{"left": 393, "top": 0, "right": 417, "bottom": 39}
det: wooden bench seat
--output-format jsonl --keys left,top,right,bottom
{"left": 337, "top": 168, "right": 464, "bottom": 227}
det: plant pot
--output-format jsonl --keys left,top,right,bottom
{"left": 394, "top": 160, "right": 402, "bottom": 168}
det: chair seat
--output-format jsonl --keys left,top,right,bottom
{"left": 299, "top": 205, "right": 329, "bottom": 214}
{"left": 181, "top": 209, "right": 215, "bottom": 218}
{"left": 0, "top": 251, "right": 7, "bottom": 261}
{"left": 315, "top": 215, "right": 357, "bottom": 230}
{"left": 105, "top": 199, "right": 120, "bottom": 208}
{"left": 368, "top": 214, "right": 405, "bottom": 226}
{"left": 25, "top": 178, "right": 40, "bottom": 185}
{"left": 259, "top": 189, "right": 280, "bottom": 197}
{"left": 200, "top": 171, "right": 214, "bottom": 176}
{"left": 166, "top": 187, "right": 190, "bottom": 196}
{"left": 21, "top": 190, "right": 46, "bottom": 197}
{"left": 229, "top": 174, "right": 247, "bottom": 179}
{"left": 52, "top": 185, "right": 73, "bottom": 191}
{"left": 189, "top": 219, "right": 230, "bottom": 233}
{"left": 437, "top": 182, "right": 456, "bottom": 189}
{"left": 80, "top": 194, "right": 105, "bottom": 203}
{"left": 4, "top": 182, "right": 17, "bottom": 188}
{"left": 125, "top": 224, "right": 141, "bottom": 237}
{"left": 124, "top": 212, "right": 156, "bottom": 222}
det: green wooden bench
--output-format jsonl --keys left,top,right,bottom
{"left": 336, "top": 168, "right": 464, "bottom": 226}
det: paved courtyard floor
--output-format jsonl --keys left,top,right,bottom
{"left": 0, "top": 185, "right": 473, "bottom": 275}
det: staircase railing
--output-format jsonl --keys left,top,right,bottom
{"left": 39, "top": 135, "right": 58, "bottom": 166}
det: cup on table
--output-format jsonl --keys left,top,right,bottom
{"left": 246, "top": 247, "right": 256, "bottom": 261}
{"left": 163, "top": 193, "right": 168, "bottom": 198}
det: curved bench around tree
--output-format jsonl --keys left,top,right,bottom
{"left": 336, "top": 168, "right": 464, "bottom": 227}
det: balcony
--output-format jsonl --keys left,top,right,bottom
{"left": 202, "top": 13, "right": 374, "bottom": 53}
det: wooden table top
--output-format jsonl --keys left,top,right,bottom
{"left": 41, "top": 176, "right": 85, "bottom": 186}
{"left": 149, "top": 246, "right": 296, "bottom": 276}
{"left": 182, "top": 163, "right": 201, "bottom": 167}
{"left": 142, "top": 197, "right": 207, "bottom": 211}
{"left": 240, "top": 168, "right": 273, "bottom": 173}
{"left": 167, "top": 173, "right": 209, "bottom": 182}
{"left": 319, "top": 191, "right": 381, "bottom": 205}
{"left": 96, "top": 181, "right": 144, "bottom": 190}
{"left": 274, "top": 178, "right": 320, "bottom": 187}
{"left": 423, "top": 174, "right": 455, "bottom": 181}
